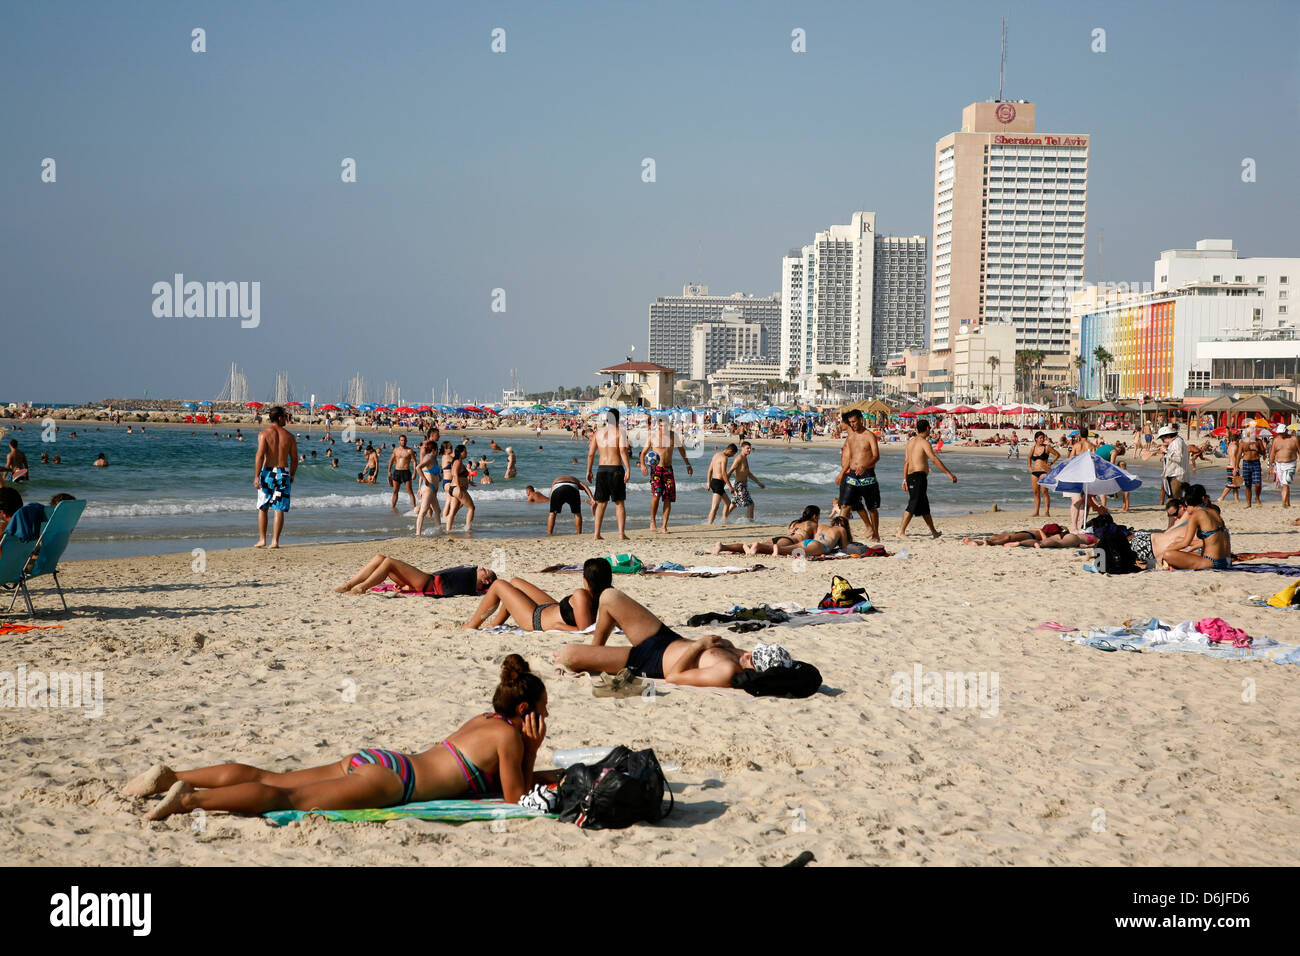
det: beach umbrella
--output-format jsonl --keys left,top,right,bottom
{"left": 1038, "top": 453, "right": 1143, "bottom": 525}
{"left": 897, "top": 411, "right": 917, "bottom": 419}
{"left": 416, "top": 404, "right": 433, "bottom": 412}
{"left": 198, "top": 400, "right": 213, "bottom": 406}
{"left": 182, "top": 402, "right": 197, "bottom": 410}
{"left": 917, "top": 405, "right": 944, "bottom": 415}
{"left": 246, "top": 401, "right": 264, "bottom": 408}
{"left": 320, "top": 404, "right": 339, "bottom": 411}
{"left": 287, "top": 401, "right": 303, "bottom": 407}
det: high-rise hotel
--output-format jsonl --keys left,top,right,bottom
{"left": 780, "top": 211, "right": 926, "bottom": 384}
{"left": 930, "top": 101, "right": 1088, "bottom": 353}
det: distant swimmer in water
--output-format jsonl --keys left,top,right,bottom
{"left": 505, "top": 447, "right": 517, "bottom": 479}
{"left": 93, "top": 453, "right": 108, "bottom": 467}
{"left": 5, "top": 440, "right": 30, "bottom": 481}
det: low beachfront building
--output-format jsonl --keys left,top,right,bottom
{"left": 596, "top": 361, "right": 676, "bottom": 410}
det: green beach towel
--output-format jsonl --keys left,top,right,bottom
{"left": 263, "top": 798, "right": 554, "bottom": 826}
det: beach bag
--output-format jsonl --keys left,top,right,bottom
{"left": 732, "top": 661, "right": 823, "bottom": 699}
{"left": 555, "top": 746, "right": 672, "bottom": 829}
{"left": 818, "top": 575, "right": 869, "bottom": 609}
{"left": 606, "top": 553, "right": 644, "bottom": 574}
{"left": 1095, "top": 528, "right": 1139, "bottom": 575}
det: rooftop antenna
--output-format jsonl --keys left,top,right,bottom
{"left": 998, "top": 16, "right": 1006, "bottom": 101}
{"left": 697, "top": 241, "right": 702, "bottom": 286}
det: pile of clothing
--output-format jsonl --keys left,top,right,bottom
{"left": 1061, "top": 616, "right": 1300, "bottom": 665}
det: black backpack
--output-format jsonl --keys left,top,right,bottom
{"left": 1095, "top": 526, "right": 1140, "bottom": 575}
{"left": 555, "top": 746, "right": 673, "bottom": 829}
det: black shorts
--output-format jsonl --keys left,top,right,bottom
{"left": 838, "top": 469, "right": 880, "bottom": 512}
{"left": 550, "top": 484, "right": 581, "bottom": 514}
{"left": 709, "top": 477, "right": 727, "bottom": 496}
{"left": 626, "top": 624, "right": 681, "bottom": 680}
{"left": 905, "top": 472, "right": 930, "bottom": 517}
{"left": 593, "top": 465, "right": 625, "bottom": 503}
{"left": 392, "top": 469, "right": 411, "bottom": 484}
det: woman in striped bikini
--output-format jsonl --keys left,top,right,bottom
{"left": 126, "top": 655, "right": 552, "bottom": 819}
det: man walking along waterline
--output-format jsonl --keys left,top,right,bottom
{"left": 836, "top": 409, "right": 882, "bottom": 542}
{"left": 254, "top": 406, "right": 297, "bottom": 549}
{"left": 897, "top": 418, "right": 956, "bottom": 540}
{"left": 586, "top": 409, "right": 631, "bottom": 541}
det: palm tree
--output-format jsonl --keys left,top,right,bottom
{"left": 1071, "top": 355, "right": 1086, "bottom": 395}
{"left": 1092, "top": 346, "right": 1114, "bottom": 400}
{"left": 987, "top": 355, "right": 1000, "bottom": 401}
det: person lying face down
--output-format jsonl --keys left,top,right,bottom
{"left": 555, "top": 586, "right": 794, "bottom": 688}
{"left": 126, "top": 653, "right": 556, "bottom": 818}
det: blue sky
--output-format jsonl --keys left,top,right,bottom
{"left": 2, "top": 0, "right": 1296, "bottom": 404}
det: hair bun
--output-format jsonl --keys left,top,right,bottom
{"left": 500, "top": 653, "right": 530, "bottom": 682}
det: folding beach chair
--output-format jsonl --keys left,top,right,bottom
{"left": 13, "top": 498, "right": 87, "bottom": 613}
{"left": 0, "top": 533, "right": 41, "bottom": 616}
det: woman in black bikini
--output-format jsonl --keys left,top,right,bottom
{"left": 333, "top": 556, "right": 495, "bottom": 595}
{"left": 1028, "top": 431, "right": 1060, "bottom": 516}
{"left": 463, "top": 557, "right": 610, "bottom": 632}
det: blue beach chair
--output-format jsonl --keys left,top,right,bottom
{"left": 0, "top": 533, "right": 41, "bottom": 616}
{"left": 13, "top": 498, "right": 87, "bottom": 613}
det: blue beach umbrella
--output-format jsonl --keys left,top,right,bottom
{"left": 1038, "top": 453, "right": 1143, "bottom": 524}
{"left": 181, "top": 402, "right": 197, "bottom": 410}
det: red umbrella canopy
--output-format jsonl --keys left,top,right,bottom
{"left": 417, "top": 405, "right": 433, "bottom": 412}
{"left": 246, "top": 401, "right": 264, "bottom": 408}
{"left": 286, "top": 401, "right": 303, "bottom": 407}
{"left": 320, "top": 404, "right": 339, "bottom": 411}
{"left": 917, "top": 405, "right": 944, "bottom": 415}
{"left": 897, "top": 411, "right": 917, "bottom": 418}
{"left": 395, "top": 406, "right": 416, "bottom": 414}
{"left": 464, "top": 405, "right": 485, "bottom": 413}
{"left": 1001, "top": 405, "right": 1032, "bottom": 415}
{"left": 974, "top": 405, "right": 1000, "bottom": 414}
{"left": 951, "top": 405, "right": 977, "bottom": 415}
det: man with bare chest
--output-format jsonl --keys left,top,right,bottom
{"left": 835, "top": 409, "right": 882, "bottom": 541}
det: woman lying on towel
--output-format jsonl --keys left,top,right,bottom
{"left": 556, "top": 587, "right": 792, "bottom": 687}
{"left": 126, "top": 655, "right": 555, "bottom": 819}
{"left": 334, "top": 554, "right": 495, "bottom": 595}
{"left": 463, "top": 557, "right": 610, "bottom": 632}
{"left": 712, "top": 505, "right": 819, "bottom": 555}
{"left": 1157, "top": 483, "right": 1233, "bottom": 570}
{"left": 961, "top": 523, "right": 1071, "bottom": 546}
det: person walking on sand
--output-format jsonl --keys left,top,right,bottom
{"left": 727, "top": 440, "right": 765, "bottom": 522}
{"left": 835, "top": 409, "right": 881, "bottom": 542}
{"left": 706, "top": 444, "right": 739, "bottom": 524}
{"left": 444, "top": 445, "right": 476, "bottom": 532}
{"left": 388, "top": 435, "right": 417, "bottom": 513}
{"left": 1270, "top": 426, "right": 1298, "bottom": 508}
{"left": 896, "top": 419, "right": 956, "bottom": 540}
{"left": 254, "top": 406, "right": 297, "bottom": 548}
{"left": 639, "top": 416, "right": 694, "bottom": 533}
{"left": 586, "top": 409, "right": 630, "bottom": 541}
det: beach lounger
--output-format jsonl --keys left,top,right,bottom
{"left": 0, "top": 534, "right": 41, "bottom": 616}
{"left": 12, "top": 499, "right": 87, "bottom": 613}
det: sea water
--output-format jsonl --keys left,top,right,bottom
{"left": 4, "top": 422, "right": 1176, "bottom": 561}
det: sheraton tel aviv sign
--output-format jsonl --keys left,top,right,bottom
{"left": 992, "top": 134, "right": 1089, "bottom": 146}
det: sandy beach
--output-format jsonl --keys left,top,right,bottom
{"left": 3, "top": 494, "right": 1299, "bottom": 867}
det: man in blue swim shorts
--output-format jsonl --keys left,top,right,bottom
{"left": 254, "top": 406, "right": 298, "bottom": 548}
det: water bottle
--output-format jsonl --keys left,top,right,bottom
{"left": 553, "top": 746, "right": 614, "bottom": 769}
{"left": 895, "top": 548, "right": 910, "bottom": 560}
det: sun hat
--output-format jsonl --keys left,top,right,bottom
{"left": 1157, "top": 424, "right": 1178, "bottom": 438}
{"left": 751, "top": 642, "right": 794, "bottom": 673}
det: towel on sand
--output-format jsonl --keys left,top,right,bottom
{"left": 264, "top": 798, "right": 553, "bottom": 825}
{"left": 1218, "top": 563, "right": 1300, "bottom": 577}
{"left": 540, "top": 563, "right": 766, "bottom": 577}
{"left": 1060, "top": 618, "right": 1300, "bottom": 665}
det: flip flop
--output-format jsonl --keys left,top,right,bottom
{"left": 1117, "top": 643, "right": 1141, "bottom": 653}
{"left": 1087, "top": 639, "right": 1117, "bottom": 652}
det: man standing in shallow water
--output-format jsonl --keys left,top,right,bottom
{"left": 897, "top": 418, "right": 956, "bottom": 540}
{"left": 835, "top": 409, "right": 881, "bottom": 542}
{"left": 586, "top": 409, "right": 631, "bottom": 541}
{"left": 254, "top": 406, "right": 297, "bottom": 548}
{"left": 640, "top": 416, "right": 693, "bottom": 533}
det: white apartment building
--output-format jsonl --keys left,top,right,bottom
{"left": 648, "top": 285, "right": 781, "bottom": 376}
{"left": 931, "top": 101, "right": 1088, "bottom": 353}
{"left": 689, "top": 312, "right": 765, "bottom": 380}
{"left": 1153, "top": 239, "right": 1295, "bottom": 333}
{"left": 779, "top": 212, "right": 925, "bottom": 387}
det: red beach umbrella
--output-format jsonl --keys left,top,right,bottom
{"left": 417, "top": 405, "right": 433, "bottom": 412}
{"left": 951, "top": 405, "right": 977, "bottom": 415}
{"left": 246, "top": 401, "right": 264, "bottom": 408}
{"left": 320, "top": 404, "right": 339, "bottom": 411}
{"left": 395, "top": 406, "right": 416, "bottom": 414}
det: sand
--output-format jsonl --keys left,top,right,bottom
{"left": 3, "top": 489, "right": 1299, "bottom": 866}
